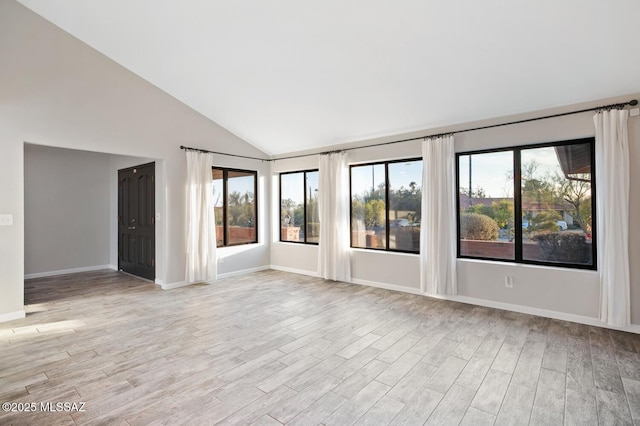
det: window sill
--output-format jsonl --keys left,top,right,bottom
{"left": 350, "top": 247, "right": 419, "bottom": 258}
{"left": 273, "top": 241, "right": 319, "bottom": 247}
{"left": 216, "top": 242, "right": 261, "bottom": 253}
{"left": 456, "top": 257, "right": 598, "bottom": 274}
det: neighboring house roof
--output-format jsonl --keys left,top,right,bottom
{"left": 554, "top": 144, "right": 592, "bottom": 181}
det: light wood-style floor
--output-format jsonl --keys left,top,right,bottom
{"left": 1, "top": 270, "right": 639, "bottom": 425}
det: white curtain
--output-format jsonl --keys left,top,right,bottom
{"left": 185, "top": 150, "right": 217, "bottom": 283}
{"left": 594, "top": 109, "right": 630, "bottom": 327}
{"left": 420, "top": 135, "right": 457, "bottom": 296}
{"left": 318, "top": 152, "right": 351, "bottom": 282}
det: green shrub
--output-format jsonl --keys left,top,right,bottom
{"left": 532, "top": 233, "right": 591, "bottom": 264}
{"left": 460, "top": 213, "right": 499, "bottom": 240}
{"left": 527, "top": 210, "right": 562, "bottom": 235}
{"left": 467, "top": 204, "right": 494, "bottom": 218}
{"left": 393, "top": 226, "right": 420, "bottom": 251}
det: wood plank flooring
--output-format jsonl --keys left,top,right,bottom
{"left": 1, "top": 269, "right": 639, "bottom": 425}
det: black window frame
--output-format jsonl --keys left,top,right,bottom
{"left": 212, "top": 166, "right": 258, "bottom": 247}
{"left": 349, "top": 157, "right": 423, "bottom": 254}
{"left": 279, "top": 169, "right": 320, "bottom": 245}
{"left": 456, "top": 137, "right": 597, "bottom": 270}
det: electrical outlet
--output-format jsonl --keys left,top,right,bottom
{"left": 505, "top": 275, "right": 513, "bottom": 288}
{"left": 631, "top": 108, "right": 639, "bottom": 117}
{"left": 218, "top": 257, "right": 225, "bottom": 264}
{"left": 0, "top": 214, "right": 13, "bottom": 226}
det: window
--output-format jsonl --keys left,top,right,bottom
{"left": 280, "top": 170, "right": 319, "bottom": 244}
{"left": 350, "top": 159, "right": 422, "bottom": 253}
{"left": 457, "top": 138, "right": 596, "bottom": 269}
{"left": 212, "top": 167, "right": 257, "bottom": 247}
{"left": 458, "top": 151, "right": 515, "bottom": 260}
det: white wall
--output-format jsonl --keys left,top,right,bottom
{"left": 270, "top": 94, "right": 640, "bottom": 328}
{"left": 0, "top": 1, "right": 271, "bottom": 319}
{"left": 24, "top": 144, "right": 112, "bottom": 276}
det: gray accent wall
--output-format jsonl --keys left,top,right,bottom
{"left": 24, "top": 144, "right": 112, "bottom": 276}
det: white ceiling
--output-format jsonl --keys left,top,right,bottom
{"left": 17, "top": 0, "right": 640, "bottom": 156}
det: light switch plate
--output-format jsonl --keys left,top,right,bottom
{"left": 0, "top": 214, "right": 14, "bottom": 226}
{"left": 630, "top": 108, "right": 639, "bottom": 117}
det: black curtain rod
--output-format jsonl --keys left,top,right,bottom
{"left": 180, "top": 99, "right": 637, "bottom": 161}
{"left": 180, "top": 145, "right": 271, "bottom": 162}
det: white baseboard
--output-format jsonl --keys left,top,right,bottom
{"left": 350, "top": 278, "right": 422, "bottom": 296}
{"left": 442, "top": 294, "right": 640, "bottom": 335}
{"left": 627, "top": 324, "right": 640, "bottom": 334}
{"left": 25, "top": 264, "right": 116, "bottom": 279}
{"left": 218, "top": 265, "right": 271, "bottom": 279}
{"left": 269, "top": 265, "right": 320, "bottom": 277}
{"left": 159, "top": 265, "right": 271, "bottom": 290}
{"left": 160, "top": 280, "right": 194, "bottom": 290}
{"left": 0, "top": 310, "right": 26, "bottom": 323}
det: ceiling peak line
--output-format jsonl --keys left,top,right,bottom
{"left": 180, "top": 99, "right": 637, "bottom": 162}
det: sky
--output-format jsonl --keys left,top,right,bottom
{"left": 280, "top": 171, "right": 319, "bottom": 205}
{"left": 213, "top": 174, "right": 255, "bottom": 207}
{"left": 351, "top": 160, "right": 423, "bottom": 196}
{"left": 458, "top": 146, "right": 566, "bottom": 198}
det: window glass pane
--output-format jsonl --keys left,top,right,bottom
{"left": 521, "top": 143, "right": 593, "bottom": 266}
{"left": 351, "top": 164, "right": 386, "bottom": 249}
{"left": 280, "top": 172, "right": 303, "bottom": 242}
{"left": 459, "top": 151, "right": 515, "bottom": 260}
{"left": 306, "top": 171, "right": 320, "bottom": 243}
{"left": 227, "top": 170, "right": 256, "bottom": 245}
{"left": 212, "top": 168, "right": 224, "bottom": 246}
{"left": 388, "top": 160, "right": 422, "bottom": 252}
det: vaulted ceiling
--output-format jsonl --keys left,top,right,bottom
{"left": 17, "top": 0, "right": 640, "bottom": 156}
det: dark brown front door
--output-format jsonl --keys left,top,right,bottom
{"left": 118, "top": 162, "right": 155, "bottom": 280}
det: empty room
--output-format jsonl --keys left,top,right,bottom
{"left": 1, "top": 0, "right": 640, "bottom": 424}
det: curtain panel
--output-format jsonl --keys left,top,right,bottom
{"left": 420, "top": 135, "right": 457, "bottom": 296}
{"left": 594, "top": 109, "right": 630, "bottom": 327}
{"left": 185, "top": 151, "right": 217, "bottom": 283}
{"left": 318, "top": 152, "right": 351, "bottom": 282}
